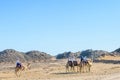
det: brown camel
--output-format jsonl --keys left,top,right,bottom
{"left": 15, "top": 63, "right": 31, "bottom": 77}
{"left": 66, "top": 61, "right": 79, "bottom": 72}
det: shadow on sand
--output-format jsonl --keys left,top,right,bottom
{"left": 52, "top": 72, "right": 78, "bottom": 75}
{"left": 94, "top": 60, "right": 120, "bottom": 64}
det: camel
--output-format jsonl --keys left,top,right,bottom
{"left": 15, "top": 63, "right": 31, "bottom": 77}
{"left": 66, "top": 61, "right": 79, "bottom": 72}
{"left": 79, "top": 59, "right": 92, "bottom": 73}
{"left": 86, "top": 59, "right": 92, "bottom": 72}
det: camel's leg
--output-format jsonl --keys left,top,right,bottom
{"left": 66, "top": 64, "right": 69, "bottom": 72}
{"left": 84, "top": 63, "right": 86, "bottom": 72}
{"left": 72, "top": 66, "right": 75, "bottom": 72}
{"left": 83, "top": 63, "right": 86, "bottom": 73}
{"left": 79, "top": 63, "right": 83, "bottom": 73}
{"left": 15, "top": 68, "right": 19, "bottom": 77}
{"left": 85, "top": 63, "right": 89, "bottom": 72}
{"left": 15, "top": 67, "right": 22, "bottom": 77}
{"left": 80, "top": 63, "right": 83, "bottom": 73}
{"left": 87, "top": 65, "right": 89, "bottom": 72}
{"left": 86, "top": 64, "right": 88, "bottom": 72}
{"left": 72, "top": 63, "right": 75, "bottom": 72}
{"left": 77, "top": 66, "right": 79, "bottom": 72}
{"left": 79, "top": 66, "right": 81, "bottom": 73}
{"left": 72, "top": 66, "right": 74, "bottom": 72}
{"left": 88, "top": 65, "right": 91, "bottom": 72}
{"left": 80, "top": 66, "right": 82, "bottom": 73}
{"left": 66, "top": 66, "right": 68, "bottom": 72}
{"left": 16, "top": 70, "right": 20, "bottom": 77}
{"left": 88, "top": 66, "right": 90, "bottom": 72}
{"left": 16, "top": 69, "right": 21, "bottom": 77}
{"left": 70, "top": 66, "right": 72, "bottom": 72}
{"left": 15, "top": 70, "right": 18, "bottom": 77}
{"left": 68, "top": 66, "right": 70, "bottom": 72}
{"left": 71, "top": 66, "right": 73, "bottom": 72}
{"left": 81, "top": 62, "right": 84, "bottom": 73}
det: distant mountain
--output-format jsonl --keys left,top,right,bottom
{"left": 0, "top": 49, "right": 52, "bottom": 63}
{"left": 26, "top": 50, "right": 52, "bottom": 62}
{"left": 56, "top": 51, "right": 81, "bottom": 59}
{"left": 112, "top": 48, "right": 120, "bottom": 55}
{"left": 80, "top": 49, "right": 111, "bottom": 59}
{"left": 0, "top": 49, "right": 26, "bottom": 63}
{"left": 56, "top": 49, "right": 111, "bottom": 59}
{"left": 0, "top": 48, "right": 120, "bottom": 63}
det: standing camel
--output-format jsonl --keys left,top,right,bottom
{"left": 66, "top": 61, "right": 79, "bottom": 72}
{"left": 15, "top": 63, "right": 31, "bottom": 77}
{"left": 86, "top": 59, "right": 92, "bottom": 72}
{"left": 79, "top": 59, "right": 92, "bottom": 73}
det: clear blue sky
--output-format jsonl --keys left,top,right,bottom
{"left": 0, "top": 0, "right": 120, "bottom": 55}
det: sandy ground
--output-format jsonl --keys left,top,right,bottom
{"left": 0, "top": 56, "right": 120, "bottom": 80}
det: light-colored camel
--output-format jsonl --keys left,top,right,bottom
{"left": 86, "top": 59, "right": 92, "bottom": 72}
{"left": 79, "top": 59, "right": 92, "bottom": 73}
{"left": 15, "top": 63, "right": 31, "bottom": 77}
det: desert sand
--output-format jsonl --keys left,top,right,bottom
{"left": 0, "top": 56, "right": 120, "bottom": 80}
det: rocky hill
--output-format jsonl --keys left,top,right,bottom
{"left": 56, "top": 49, "right": 111, "bottom": 59}
{"left": 0, "top": 49, "right": 26, "bottom": 63}
{"left": 0, "top": 49, "right": 52, "bottom": 63}
{"left": 56, "top": 51, "right": 81, "bottom": 59}
{"left": 80, "top": 49, "right": 111, "bottom": 59}
{"left": 26, "top": 50, "right": 52, "bottom": 62}
{"left": 0, "top": 48, "right": 120, "bottom": 63}
{"left": 112, "top": 48, "right": 120, "bottom": 55}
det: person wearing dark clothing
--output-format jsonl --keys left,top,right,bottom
{"left": 16, "top": 59, "right": 22, "bottom": 68}
{"left": 80, "top": 56, "right": 84, "bottom": 62}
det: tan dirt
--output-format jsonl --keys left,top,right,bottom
{"left": 0, "top": 56, "right": 120, "bottom": 80}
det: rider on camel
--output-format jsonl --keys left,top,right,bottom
{"left": 80, "top": 56, "right": 88, "bottom": 63}
{"left": 16, "top": 59, "right": 22, "bottom": 68}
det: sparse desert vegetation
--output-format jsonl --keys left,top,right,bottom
{"left": 0, "top": 55, "right": 120, "bottom": 80}
{"left": 0, "top": 48, "right": 120, "bottom": 80}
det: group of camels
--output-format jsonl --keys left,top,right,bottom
{"left": 15, "top": 58, "right": 93, "bottom": 77}
{"left": 66, "top": 59, "right": 93, "bottom": 73}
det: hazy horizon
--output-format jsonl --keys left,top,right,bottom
{"left": 0, "top": 0, "right": 120, "bottom": 55}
